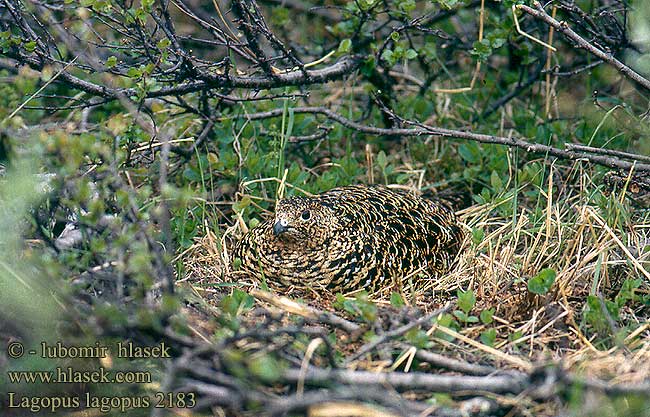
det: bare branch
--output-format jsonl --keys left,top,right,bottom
{"left": 282, "top": 367, "right": 527, "bottom": 394}
{"left": 2, "top": 54, "right": 360, "bottom": 99}
{"left": 345, "top": 302, "right": 453, "bottom": 363}
{"left": 518, "top": 2, "right": 650, "bottom": 92}
{"left": 240, "top": 106, "right": 650, "bottom": 172}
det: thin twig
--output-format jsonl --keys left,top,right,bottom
{"left": 518, "top": 2, "right": 650, "bottom": 92}
{"left": 345, "top": 302, "right": 453, "bottom": 363}
{"left": 565, "top": 144, "right": 650, "bottom": 164}
{"left": 239, "top": 106, "right": 650, "bottom": 172}
{"left": 282, "top": 367, "right": 527, "bottom": 394}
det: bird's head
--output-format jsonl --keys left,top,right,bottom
{"left": 272, "top": 196, "right": 334, "bottom": 246}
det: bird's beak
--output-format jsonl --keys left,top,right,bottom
{"left": 273, "top": 220, "right": 288, "bottom": 236}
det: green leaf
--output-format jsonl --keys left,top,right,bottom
{"left": 232, "top": 258, "right": 242, "bottom": 270}
{"left": 458, "top": 143, "right": 481, "bottom": 164}
{"left": 480, "top": 329, "right": 496, "bottom": 346}
{"left": 453, "top": 310, "right": 467, "bottom": 322}
{"left": 381, "top": 49, "right": 396, "bottom": 66}
{"left": 361, "top": 56, "right": 376, "bottom": 77}
{"left": 143, "top": 63, "right": 155, "bottom": 75}
{"left": 333, "top": 292, "right": 377, "bottom": 322}
{"left": 249, "top": 354, "right": 284, "bottom": 382}
{"left": 583, "top": 295, "right": 620, "bottom": 333}
{"left": 434, "top": 314, "right": 458, "bottom": 341}
{"left": 527, "top": 268, "right": 557, "bottom": 295}
{"left": 183, "top": 167, "right": 201, "bottom": 182}
{"left": 405, "top": 49, "right": 418, "bottom": 60}
{"left": 490, "top": 37, "right": 506, "bottom": 49}
{"left": 390, "top": 292, "right": 405, "bottom": 307}
{"left": 605, "top": 299, "right": 620, "bottom": 321}
{"left": 127, "top": 67, "right": 141, "bottom": 78}
{"left": 480, "top": 308, "right": 494, "bottom": 324}
{"left": 490, "top": 170, "right": 503, "bottom": 191}
{"left": 220, "top": 289, "right": 254, "bottom": 317}
{"left": 390, "top": 31, "right": 400, "bottom": 42}
{"left": 435, "top": 0, "right": 459, "bottom": 9}
{"left": 616, "top": 279, "right": 642, "bottom": 305}
{"left": 338, "top": 38, "right": 352, "bottom": 54}
{"left": 457, "top": 289, "right": 476, "bottom": 314}
{"left": 509, "top": 330, "right": 524, "bottom": 344}
{"left": 471, "top": 228, "right": 484, "bottom": 246}
{"left": 24, "top": 40, "right": 36, "bottom": 52}
{"left": 285, "top": 107, "right": 295, "bottom": 142}
{"left": 398, "top": 0, "right": 416, "bottom": 13}
{"left": 376, "top": 150, "right": 387, "bottom": 169}
{"left": 405, "top": 328, "right": 430, "bottom": 348}
{"left": 157, "top": 38, "right": 171, "bottom": 49}
{"left": 470, "top": 38, "right": 492, "bottom": 61}
{"left": 232, "top": 196, "right": 251, "bottom": 213}
{"left": 105, "top": 56, "right": 117, "bottom": 69}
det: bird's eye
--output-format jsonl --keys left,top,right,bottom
{"left": 301, "top": 210, "right": 311, "bottom": 221}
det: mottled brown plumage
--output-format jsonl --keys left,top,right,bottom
{"left": 233, "top": 185, "right": 463, "bottom": 292}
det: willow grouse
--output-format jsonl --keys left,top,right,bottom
{"left": 233, "top": 184, "right": 463, "bottom": 292}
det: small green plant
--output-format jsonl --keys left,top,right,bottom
{"left": 582, "top": 279, "right": 644, "bottom": 345}
{"left": 480, "top": 328, "right": 497, "bottom": 347}
{"left": 528, "top": 268, "right": 557, "bottom": 295}
{"left": 480, "top": 308, "right": 494, "bottom": 325}
{"left": 248, "top": 354, "right": 286, "bottom": 383}
{"left": 333, "top": 291, "right": 378, "bottom": 322}
{"left": 390, "top": 292, "right": 406, "bottom": 307}
{"left": 452, "top": 291, "right": 497, "bottom": 346}
{"left": 405, "top": 327, "right": 432, "bottom": 349}
{"left": 220, "top": 289, "right": 255, "bottom": 319}
{"left": 471, "top": 227, "right": 485, "bottom": 246}
{"left": 432, "top": 313, "right": 460, "bottom": 342}
{"left": 454, "top": 289, "right": 478, "bottom": 323}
